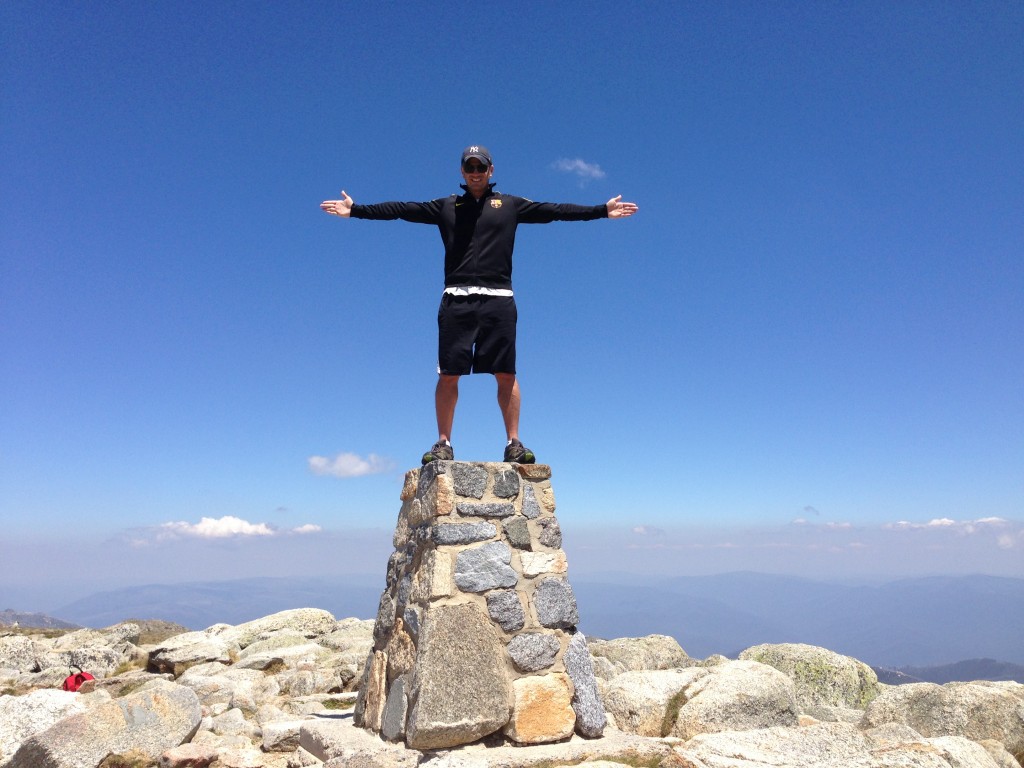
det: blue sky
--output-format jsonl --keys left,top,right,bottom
{"left": 2, "top": 2, "right": 1022, "bottom": 610}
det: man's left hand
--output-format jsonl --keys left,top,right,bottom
{"left": 606, "top": 195, "right": 639, "bottom": 218}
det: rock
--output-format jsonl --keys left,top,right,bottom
{"left": 9, "top": 679, "right": 201, "bottom": 768}
{"left": 176, "top": 663, "right": 281, "bottom": 714}
{"left": 0, "top": 636, "right": 41, "bottom": 673}
{"left": 503, "top": 673, "right": 576, "bottom": 744}
{"left": 158, "top": 741, "right": 219, "bottom": 767}
{"left": 404, "top": 603, "right": 511, "bottom": 749}
{"left": 454, "top": 541, "right": 518, "bottom": 592}
{"left": 261, "top": 719, "right": 307, "bottom": 752}
{"left": 492, "top": 468, "right": 521, "bottom": 498}
{"left": 521, "top": 484, "right": 542, "bottom": 519}
{"left": 669, "top": 660, "right": 800, "bottom": 739}
{"left": 456, "top": 501, "right": 516, "bottom": 518}
{"left": 506, "top": 633, "right": 560, "bottom": 672}
{"left": 220, "top": 609, "right": 338, "bottom": 650}
{"left": 739, "top": 642, "right": 880, "bottom": 710}
{"left": 432, "top": 521, "right": 497, "bottom": 545}
{"left": 452, "top": 463, "right": 488, "bottom": 498}
{"left": 564, "top": 631, "right": 607, "bottom": 738}
{"left": 0, "top": 689, "right": 91, "bottom": 760}
{"left": 534, "top": 578, "right": 579, "bottom": 629}
{"left": 535, "top": 517, "right": 562, "bottom": 548}
{"left": 502, "top": 517, "right": 531, "bottom": 550}
{"left": 519, "top": 550, "right": 568, "bottom": 577}
{"left": 667, "top": 721, "right": 1005, "bottom": 768}
{"left": 486, "top": 590, "right": 526, "bottom": 633}
{"left": 862, "top": 680, "right": 1024, "bottom": 761}
{"left": 148, "top": 629, "right": 238, "bottom": 676}
{"left": 603, "top": 668, "right": 703, "bottom": 737}
{"left": 588, "top": 634, "right": 689, "bottom": 678}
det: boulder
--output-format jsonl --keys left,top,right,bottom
{"left": 667, "top": 721, "right": 1003, "bottom": 768}
{"left": 603, "top": 667, "right": 704, "bottom": 736}
{"left": 218, "top": 609, "right": 338, "bottom": 650}
{"left": 563, "top": 630, "right": 608, "bottom": 738}
{"left": 0, "top": 689, "right": 91, "bottom": 761}
{"left": 9, "top": 679, "right": 201, "bottom": 768}
{"left": 588, "top": 634, "right": 689, "bottom": 679}
{"left": 739, "top": 642, "right": 880, "bottom": 710}
{"left": 862, "top": 680, "right": 1024, "bottom": 762}
{"left": 148, "top": 629, "right": 238, "bottom": 676}
{"left": 669, "top": 660, "right": 800, "bottom": 739}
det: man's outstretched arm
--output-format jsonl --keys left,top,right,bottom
{"left": 606, "top": 195, "right": 639, "bottom": 218}
{"left": 321, "top": 190, "right": 354, "bottom": 218}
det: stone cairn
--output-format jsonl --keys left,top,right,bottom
{"left": 353, "top": 461, "right": 606, "bottom": 750}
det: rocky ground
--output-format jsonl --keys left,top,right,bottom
{"left": 1, "top": 608, "right": 1022, "bottom": 768}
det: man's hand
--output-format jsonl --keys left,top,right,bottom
{"left": 321, "top": 190, "right": 354, "bottom": 217}
{"left": 606, "top": 195, "right": 638, "bottom": 218}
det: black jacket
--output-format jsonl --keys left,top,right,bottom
{"left": 351, "top": 185, "right": 607, "bottom": 290}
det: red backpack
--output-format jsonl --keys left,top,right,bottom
{"left": 62, "top": 667, "right": 95, "bottom": 692}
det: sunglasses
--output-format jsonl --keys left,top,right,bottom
{"left": 463, "top": 162, "right": 490, "bottom": 174}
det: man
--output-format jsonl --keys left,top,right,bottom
{"left": 321, "top": 145, "right": 638, "bottom": 465}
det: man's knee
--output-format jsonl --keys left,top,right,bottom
{"left": 494, "top": 373, "right": 516, "bottom": 389}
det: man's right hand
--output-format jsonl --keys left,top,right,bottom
{"left": 321, "top": 190, "right": 354, "bottom": 217}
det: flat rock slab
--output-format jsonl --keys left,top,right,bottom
{"left": 301, "top": 716, "right": 671, "bottom": 767}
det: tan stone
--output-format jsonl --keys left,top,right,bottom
{"left": 393, "top": 501, "right": 412, "bottom": 549}
{"left": 519, "top": 550, "right": 568, "bottom": 577}
{"left": 385, "top": 619, "right": 416, "bottom": 685}
{"left": 504, "top": 672, "right": 576, "bottom": 744}
{"left": 541, "top": 486, "right": 556, "bottom": 514}
{"left": 362, "top": 650, "right": 388, "bottom": 731}
{"left": 400, "top": 469, "right": 419, "bottom": 501}
{"left": 515, "top": 464, "right": 552, "bottom": 481}
{"left": 435, "top": 471, "right": 455, "bottom": 515}
{"left": 412, "top": 549, "right": 454, "bottom": 603}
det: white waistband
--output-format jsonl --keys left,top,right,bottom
{"left": 443, "top": 286, "right": 514, "bottom": 297}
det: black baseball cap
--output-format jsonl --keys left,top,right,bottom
{"left": 461, "top": 145, "right": 492, "bottom": 166}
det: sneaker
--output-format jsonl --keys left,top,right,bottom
{"left": 422, "top": 440, "right": 454, "bottom": 465}
{"left": 503, "top": 438, "right": 535, "bottom": 464}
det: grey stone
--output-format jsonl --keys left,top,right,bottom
{"left": 503, "top": 517, "right": 531, "bottom": 550}
{"left": 564, "top": 631, "right": 607, "bottom": 738}
{"left": 506, "top": 633, "right": 560, "bottom": 672}
{"left": 417, "top": 460, "right": 447, "bottom": 493}
{"left": 486, "top": 590, "right": 526, "bottom": 633}
{"left": 588, "top": 634, "right": 690, "bottom": 679}
{"left": 456, "top": 501, "right": 515, "bottom": 518}
{"left": 405, "top": 603, "right": 511, "bottom": 749}
{"left": 0, "top": 690, "right": 89, "bottom": 760}
{"left": 536, "top": 517, "right": 562, "bottom": 548}
{"left": 454, "top": 542, "right": 518, "bottom": 593}
{"left": 521, "top": 484, "right": 542, "bottom": 519}
{"left": 534, "top": 578, "right": 579, "bottom": 629}
{"left": 380, "top": 676, "right": 409, "bottom": 743}
{"left": 402, "top": 606, "right": 420, "bottom": 642}
{"left": 373, "top": 592, "right": 396, "bottom": 645}
{"left": 431, "top": 521, "right": 496, "bottom": 545}
{"left": 9, "top": 679, "right": 201, "bottom": 768}
{"left": 492, "top": 468, "right": 521, "bottom": 498}
{"left": 451, "top": 462, "right": 487, "bottom": 498}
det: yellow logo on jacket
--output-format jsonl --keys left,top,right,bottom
{"left": 490, "top": 199, "right": 503, "bottom": 208}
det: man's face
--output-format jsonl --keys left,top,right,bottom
{"left": 461, "top": 157, "right": 493, "bottom": 196}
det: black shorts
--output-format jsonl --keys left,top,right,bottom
{"left": 437, "top": 294, "right": 517, "bottom": 375}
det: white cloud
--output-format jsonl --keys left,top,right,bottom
{"left": 308, "top": 452, "right": 393, "bottom": 478}
{"left": 884, "top": 517, "right": 1010, "bottom": 533}
{"left": 552, "top": 157, "right": 606, "bottom": 181}
{"left": 292, "top": 524, "right": 322, "bottom": 534}
{"left": 161, "top": 515, "right": 274, "bottom": 538}
{"left": 632, "top": 525, "right": 666, "bottom": 536}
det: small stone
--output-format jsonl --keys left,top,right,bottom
{"left": 515, "top": 464, "right": 552, "bottom": 481}
{"left": 454, "top": 542, "right": 518, "bottom": 593}
{"left": 534, "top": 578, "right": 579, "bottom": 629}
{"left": 540, "top": 486, "right": 556, "bottom": 514}
{"left": 492, "top": 468, "right": 521, "bottom": 498}
{"left": 504, "top": 673, "right": 576, "bottom": 744}
{"left": 452, "top": 463, "right": 488, "bottom": 498}
{"left": 400, "top": 469, "right": 419, "bottom": 501}
{"left": 521, "top": 485, "right": 542, "bottom": 519}
{"left": 520, "top": 550, "right": 568, "bottom": 577}
{"left": 362, "top": 650, "right": 388, "bottom": 731}
{"left": 507, "top": 633, "right": 560, "bottom": 672}
{"left": 431, "top": 521, "right": 497, "bottom": 545}
{"left": 536, "top": 517, "right": 562, "bottom": 548}
{"left": 456, "top": 501, "right": 516, "bottom": 518}
{"left": 486, "top": 590, "right": 526, "bottom": 633}
{"left": 503, "top": 517, "right": 531, "bottom": 550}
{"left": 380, "top": 676, "right": 409, "bottom": 742}
{"left": 564, "top": 631, "right": 607, "bottom": 738}
{"left": 373, "top": 592, "right": 396, "bottom": 645}
{"left": 402, "top": 606, "right": 420, "bottom": 642}
{"left": 411, "top": 549, "right": 454, "bottom": 602}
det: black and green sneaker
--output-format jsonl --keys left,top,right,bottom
{"left": 422, "top": 440, "right": 454, "bottom": 465}
{"left": 503, "top": 438, "right": 535, "bottom": 464}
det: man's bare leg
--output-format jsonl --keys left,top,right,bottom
{"left": 495, "top": 373, "right": 520, "bottom": 441}
{"left": 435, "top": 374, "right": 460, "bottom": 442}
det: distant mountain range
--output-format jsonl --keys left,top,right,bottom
{"left": 0, "top": 608, "right": 79, "bottom": 630}
{"left": 21, "top": 572, "right": 1023, "bottom": 672}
